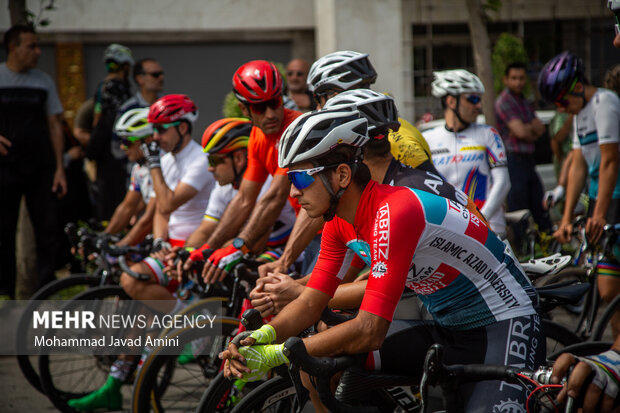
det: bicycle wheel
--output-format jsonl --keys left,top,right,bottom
{"left": 16, "top": 274, "right": 102, "bottom": 394}
{"left": 543, "top": 319, "right": 582, "bottom": 359}
{"left": 229, "top": 375, "right": 299, "bottom": 413}
{"left": 131, "top": 316, "right": 240, "bottom": 413}
{"left": 38, "top": 285, "right": 132, "bottom": 413}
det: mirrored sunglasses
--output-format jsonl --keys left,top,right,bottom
{"left": 464, "top": 94, "right": 482, "bottom": 105}
{"left": 153, "top": 121, "right": 180, "bottom": 134}
{"left": 287, "top": 163, "right": 348, "bottom": 190}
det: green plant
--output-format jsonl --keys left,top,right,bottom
{"left": 491, "top": 32, "right": 529, "bottom": 95}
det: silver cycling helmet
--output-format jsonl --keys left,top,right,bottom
{"left": 307, "top": 51, "right": 377, "bottom": 94}
{"left": 323, "top": 89, "right": 400, "bottom": 137}
{"left": 431, "top": 69, "right": 485, "bottom": 97}
{"left": 115, "top": 107, "right": 152, "bottom": 139}
{"left": 103, "top": 43, "right": 134, "bottom": 65}
{"left": 278, "top": 106, "right": 369, "bottom": 169}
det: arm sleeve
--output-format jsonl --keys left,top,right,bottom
{"left": 306, "top": 220, "right": 354, "bottom": 297}
{"left": 571, "top": 116, "right": 580, "bottom": 149}
{"left": 480, "top": 166, "right": 510, "bottom": 220}
{"left": 486, "top": 127, "right": 508, "bottom": 168}
{"left": 360, "top": 193, "right": 425, "bottom": 321}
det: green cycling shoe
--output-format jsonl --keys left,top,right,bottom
{"left": 67, "top": 376, "right": 122, "bottom": 411}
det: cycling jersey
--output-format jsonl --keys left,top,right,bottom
{"left": 423, "top": 123, "right": 508, "bottom": 235}
{"left": 388, "top": 117, "right": 437, "bottom": 173}
{"left": 572, "top": 88, "right": 620, "bottom": 200}
{"left": 160, "top": 140, "right": 215, "bottom": 241}
{"left": 244, "top": 108, "right": 302, "bottom": 213}
{"left": 204, "top": 175, "right": 296, "bottom": 247}
{"left": 307, "top": 181, "right": 537, "bottom": 330}
{"left": 128, "top": 163, "right": 154, "bottom": 204}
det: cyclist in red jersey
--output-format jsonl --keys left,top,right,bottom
{"left": 200, "top": 60, "right": 302, "bottom": 283}
{"left": 220, "top": 107, "right": 542, "bottom": 413}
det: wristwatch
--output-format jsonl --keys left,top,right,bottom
{"left": 233, "top": 237, "right": 250, "bottom": 254}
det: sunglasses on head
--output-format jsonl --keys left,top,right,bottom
{"left": 554, "top": 78, "right": 578, "bottom": 108}
{"left": 463, "top": 94, "right": 482, "bottom": 105}
{"left": 143, "top": 71, "right": 164, "bottom": 78}
{"left": 287, "top": 70, "right": 305, "bottom": 77}
{"left": 153, "top": 121, "right": 180, "bottom": 134}
{"left": 207, "top": 154, "right": 228, "bottom": 167}
{"left": 249, "top": 96, "right": 283, "bottom": 114}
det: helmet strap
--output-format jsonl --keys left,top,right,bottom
{"left": 172, "top": 125, "right": 185, "bottom": 154}
{"left": 231, "top": 152, "right": 247, "bottom": 190}
{"left": 315, "top": 161, "right": 358, "bottom": 222}
{"left": 448, "top": 95, "right": 470, "bottom": 131}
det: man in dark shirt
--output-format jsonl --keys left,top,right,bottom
{"left": 0, "top": 24, "right": 66, "bottom": 297}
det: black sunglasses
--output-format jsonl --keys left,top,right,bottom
{"left": 143, "top": 71, "right": 164, "bottom": 78}
{"left": 249, "top": 96, "right": 283, "bottom": 114}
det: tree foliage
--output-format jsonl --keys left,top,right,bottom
{"left": 9, "top": 0, "right": 56, "bottom": 27}
{"left": 491, "top": 32, "right": 529, "bottom": 95}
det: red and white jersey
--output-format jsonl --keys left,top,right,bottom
{"left": 307, "top": 181, "right": 536, "bottom": 330}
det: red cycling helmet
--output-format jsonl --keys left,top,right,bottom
{"left": 232, "top": 60, "right": 283, "bottom": 104}
{"left": 148, "top": 94, "right": 199, "bottom": 124}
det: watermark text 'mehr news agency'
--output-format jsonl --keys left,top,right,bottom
{"left": 32, "top": 311, "right": 218, "bottom": 330}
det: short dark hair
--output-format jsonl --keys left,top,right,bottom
{"left": 3, "top": 24, "right": 36, "bottom": 55}
{"left": 314, "top": 145, "right": 371, "bottom": 190}
{"left": 504, "top": 61, "right": 527, "bottom": 76}
{"left": 364, "top": 137, "right": 391, "bottom": 158}
{"left": 132, "top": 58, "right": 158, "bottom": 83}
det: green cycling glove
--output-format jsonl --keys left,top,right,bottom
{"left": 238, "top": 344, "right": 289, "bottom": 382}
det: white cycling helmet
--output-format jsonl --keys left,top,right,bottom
{"left": 323, "top": 89, "right": 400, "bottom": 137}
{"left": 610, "top": 0, "right": 620, "bottom": 11}
{"left": 103, "top": 43, "right": 134, "bottom": 65}
{"left": 115, "top": 107, "right": 152, "bottom": 139}
{"left": 431, "top": 69, "right": 485, "bottom": 98}
{"left": 307, "top": 51, "right": 377, "bottom": 94}
{"left": 278, "top": 106, "right": 369, "bottom": 169}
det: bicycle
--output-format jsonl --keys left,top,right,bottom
{"left": 15, "top": 223, "right": 152, "bottom": 394}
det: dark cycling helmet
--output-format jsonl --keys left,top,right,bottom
{"left": 232, "top": 60, "right": 283, "bottom": 104}
{"left": 323, "top": 89, "right": 400, "bottom": 138}
{"left": 148, "top": 94, "right": 199, "bottom": 124}
{"left": 537, "top": 51, "right": 585, "bottom": 103}
{"left": 202, "top": 118, "right": 252, "bottom": 155}
{"left": 278, "top": 106, "right": 368, "bottom": 168}
{"left": 307, "top": 51, "right": 377, "bottom": 94}
{"left": 103, "top": 43, "right": 133, "bottom": 65}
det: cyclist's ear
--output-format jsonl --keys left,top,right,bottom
{"left": 239, "top": 102, "right": 250, "bottom": 118}
{"left": 335, "top": 163, "right": 353, "bottom": 189}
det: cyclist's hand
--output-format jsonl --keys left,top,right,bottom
{"left": 242, "top": 324, "right": 276, "bottom": 346}
{"left": 202, "top": 245, "right": 242, "bottom": 284}
{"left": 219, "top": 342, "right": 250, "bottom": 379}
{"left": 544, "top": 185, "right": 565, "bottom": 209}
{"left": 236, "top": 344, "right": 288, "bottom": 382}
{"left": 140, "top": 141, "right": 161, "bottom": 169}
{"left": 164, "top": 246, "right": 182, "bottom": 268}
{"left": 258, "top": 260, "right": 287, "bottom": 278}
{"left": 183, "top": 247, "right": 209, "bottom": 271}
{"left": 554, "top": 222, "right": 573, "bottom": 244}
{"left": 552, "top": 350, "right": 620, "bottom": 413}
{"left": 254, "top": 273, "right": 303, "bottom": 316}
{"left": 0, "top": 134, "right": 11, "bottom": 156}
{"left": 586, "top": 215, "right": 606, "bottom": 244}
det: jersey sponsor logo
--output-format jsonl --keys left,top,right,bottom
{"left": 500, "top": 315, "right": 541, "bottom": 395}
{"left": 346, "top": 240, "right": 372, "bottom": 267}
{"left": 459, "top": 145, "right": 486, "bottom": 152}
{"left": 431, "top": 148, "right": 450, "bottom": 155}
{"left": 373, "top": 204, "right": 390, "bottom": 262}
{"left": 434, "top": 152, "right": 485, "bottom": 166}
{"left": 371, "top": 261, "right": 388, "bottom": 278}
{"left": 422, "top": 172, "right": 443, "bottom": 195}
{"left": 492, "top": 399, "right": 525, "bottom": 413}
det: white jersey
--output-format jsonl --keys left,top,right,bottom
{"left": 572, "top": 88, "right": 620, "bottom": 200}
{"left": 423, "top": 123, "right": 508, "bottom": 234}
{"left": 160, "top": 140, "right": 215, "bottom": 241}
{"left": 128, "top": 163, "right": 154, "bottom": 205}
{"left": 204, "top": 175, "right": 295, "bottom": 246}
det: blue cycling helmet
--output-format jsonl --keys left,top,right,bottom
{"left": 538, "top": 51, "right": 584, "bottom": 103}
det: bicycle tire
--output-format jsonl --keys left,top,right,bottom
{"left": 591, "top": 292, "right": 620, "bottom": 341}
{"left": 38, "top": 285, "right": 131, "bottom": 413}
{"left": 543, "top": 319, "right": 582, "bottom": 359}
{"left": 229, "top": 375, "right": 299, "bottom": 413}
{"left": 16, "top": 274, "right": 102, "bottom": 394}
{"left": 131, "top": 316, "right": 240, "bottom": 413}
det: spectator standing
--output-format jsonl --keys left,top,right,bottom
{"left": 285, "top": 58, "right": 314, "bottom": 112}
{"left": 86, "top": 44, "right": 133, "bottom": 220}
{"left": 119, "top": 58, "right": 164, "bottom": 113}
{"left": 495, "top": 61, "right": 551, "bottom": 232}
{"left": 0, "top": 24, "right": 66, "bottom": 297}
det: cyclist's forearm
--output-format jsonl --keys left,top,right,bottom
{"left": 562, "top": 153, "right": 587, "bottom": 224}
{"left": 117, "top": 205, "right": 154, "bottom": 247}
{"left": 591, "top": 152, "right": 619, "bottom": 221}
{"left": 328, "top": 280, "right": 366, "bottom": 309}
{"left": 279, "top": 209, "right": 324, "bottom": 269}
{"left": 480, "top": 167, "right": 510, "bottom": 219}
{"left": 270, "top": 287, "right": 329, "bottom": 343}
{"left": 207, "top": 192, "right": 254, "bottom": 248}
{"left": 185, "top": 220, "right": 217, "bottom": 249}
{"left": 238, "top": 191, "right": 288, "bottom": 250}
{"left": 106, "top": 201, "right": 135, "bottom": 235}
